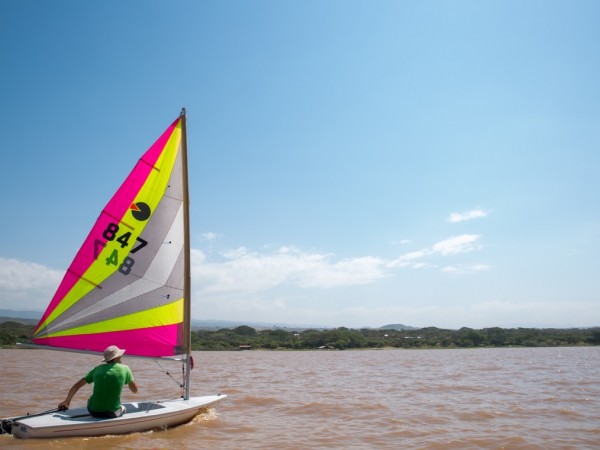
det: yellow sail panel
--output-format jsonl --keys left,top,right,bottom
{"left": 39, "top": 299, "right": 184, "bottom": 338}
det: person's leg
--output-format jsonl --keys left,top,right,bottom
{"left": 89, "top": 406, "right": 125, "bottom": 418}
{"left": 89, "top": 410, "right": 115, "bottom": 418}
{"left": 114, "top": 405, "right": 126, "bottom": 417}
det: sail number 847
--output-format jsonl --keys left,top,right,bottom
{"left": 94, "top": 222, "right": 148, "bottom": 275}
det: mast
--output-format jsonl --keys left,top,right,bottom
{"left": 180, "top": 107, "right": 192, "bottom": 400}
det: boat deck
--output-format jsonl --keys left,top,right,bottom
{"left": 11, "top": 395, "right": 226, "bottom": 439}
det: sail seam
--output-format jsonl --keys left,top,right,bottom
{"left": 100, "top": 210, "right": 135, "bottom": 230}
{"left": 140, "top": 157, "right": 162, "bottom": 172}
{"left": 67, "top": 269, "right": 103, "bottom": 289}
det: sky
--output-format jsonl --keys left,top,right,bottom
{"left": 1, "top": 1, "right": 599, "bottom": 329}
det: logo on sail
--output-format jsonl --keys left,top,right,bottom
{"left": 130, "top": 202, "right": 151, "bottom": 221}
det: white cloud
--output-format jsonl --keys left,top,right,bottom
{"left": 432, "top": 234, "right": 482, "bottom": 255}
{"left": 200, "top": 232, "right": 221, "bottom": 242}
{"left": 447, "top": 209, "right": 488, "bottom": 223}
{"left": 192, "top": 233, "right": 487, "bottom": 301}
{"left": 0, "top": 258, "right": 62, "bottom": 310}
{"left": 388, "top": 234, "right": 483, "bottom": 269}
{"left": 192, "top": 246, "right": 388, "bottom": 293}
{"left": 0, "top": 232, "right": 489, "bottom": 317}
{"left": 388, "top": 250, "right": 428, "bottom": 268}
{"left": 401, "top": 250, "right": 428, "bottom": 261}
{"left": 441, "top": 264, "right": 491, "bottom": 274}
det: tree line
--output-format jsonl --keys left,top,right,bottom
{"left": 2, "top": 320, "right": 599, "bottom": 350}
{"left": 192, "top": 325, "right": 600, "bottom": 350}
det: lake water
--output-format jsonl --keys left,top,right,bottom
{"left": 1, "top": 347, "right": 599, "bottom": 449}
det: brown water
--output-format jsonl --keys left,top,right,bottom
{"left": 1, "top": 347, "right": 598, "bottom": 449}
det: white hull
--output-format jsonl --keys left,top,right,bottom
{"left": 12, "top": 395, "right": 226, "bottom": 439}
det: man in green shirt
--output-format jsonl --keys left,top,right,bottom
{"left": 58, "top": 345, "right": 138, "bottom": 418}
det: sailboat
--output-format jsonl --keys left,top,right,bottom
{"left": 7, "top": 109, "right": 226, "bottom": 438}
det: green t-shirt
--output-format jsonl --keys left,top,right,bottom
{"left": 85, "top": 362, "right": 134, "bottom": 413}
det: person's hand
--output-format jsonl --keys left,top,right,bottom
{"left": 58, "top": 401, "right": 69, "bottom": 411}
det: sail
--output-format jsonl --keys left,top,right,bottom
{"left": 32, "top": 115, "right": 189, "bottom": 358}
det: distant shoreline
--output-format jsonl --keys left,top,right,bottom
{"left": 2, "top": 318, "right": 598, "bottom": 351}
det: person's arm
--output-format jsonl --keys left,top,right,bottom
{"left": 58, "top": 378, "right": 87, "bottom": 410}
{"left": 128, "top": 380, "right": 138, "bottom": 393}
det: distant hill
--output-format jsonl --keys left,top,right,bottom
{"left": 0, "top": 309, "right": 41, "bottom": 320}
{"left": 0, "top": 316, "right": 39, "bottom": 325}
{"left": 0, "top": 310, "right": 41, "bottom": 325}
{"left": 380, "top": 323, "right": 420, "bottom": 331}
{"left": 190, "top": 319, "right": 327, "bottom": 331}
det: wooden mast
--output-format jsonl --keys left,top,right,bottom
{"left": 180, "top": 107, "right": 192, "bottom": 400}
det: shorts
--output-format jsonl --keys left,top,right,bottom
{"left": 89, "top": 404, "right": 126, "bottom": 418}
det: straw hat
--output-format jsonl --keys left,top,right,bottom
{"left": 102, "top": 345, "right": 126, "bottom": 362}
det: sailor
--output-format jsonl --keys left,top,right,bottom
{"left": 58, "top": 345, "right": 138, "bottom": 418}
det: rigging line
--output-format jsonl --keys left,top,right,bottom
{"left": 153, "top": 359, "right": 184, "bottom": 388}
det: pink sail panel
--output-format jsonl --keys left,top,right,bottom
{"left": 32, "top": 323, "right": 184, "bottom": 358}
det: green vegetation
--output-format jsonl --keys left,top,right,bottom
{"left": 191, "top": 325, "right": 600, "bottom": 350}
{"left": 0, "top": 321, "right": 38, "bottom": 346}
{"left": 3, "top": 321, "right": 599, "bottom": 350}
